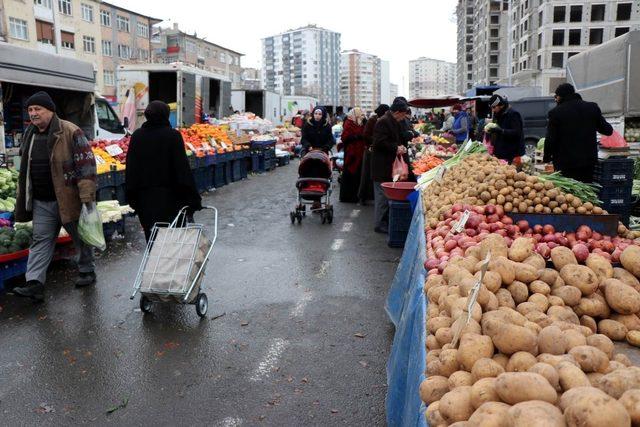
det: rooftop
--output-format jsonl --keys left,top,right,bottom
{"left": 102, "top": 1, "right": 162, "bottom": 25}
{"left": 263, "top": 24, "right": 340, "bottom": 39}
{"left": 155, "top": 24, "right": 244, "bottom": 56}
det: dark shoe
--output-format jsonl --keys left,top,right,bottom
{"left": 374, "top": 226, "right": 388, "bottom": 234}
{"left": 13, "top": 281, "right": 45, "bottom": 302}
{"left": 75, "top": 272, "right": 96, "bottom": 288}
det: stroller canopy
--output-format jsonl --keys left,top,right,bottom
{"left": 298, "top": 151, "right": 332, "bottom": 179}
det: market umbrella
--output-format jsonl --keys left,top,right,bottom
{"left": 408, "top": 96, "right": 461, "bottom": 109}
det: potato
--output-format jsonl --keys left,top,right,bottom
{"left": 491, "top": 323, "right": 538, "bottom": 355}
{"left": 613, "top": 267, "right": 640, "bottom": 292}
{"left": 557, "top": 361, "right": 591, "bottom": 391}
{"left": 506, "top": 351, "right": 537, "bottom": 372}
{"left": 564, "top": 389, "right": 631, "bottom": 427}
{"left": 508, "top": 400, "right": 565, "bottom": 427}
{"left": 426, "top": 401, "right": 447, "bottom": 427}
{"left": 548, "top": 295, "right": 565, "bottom": 307}
{"left": 483, "top": 292, "right": 500, "bottom": 311}
{"left": 480, "top": 234, "right": 508, "bottom": 260}
{"left": 471, "top": 358, "right": 505, "bottom": 382}
{"left": 435, "top": 327, "right": 453, "bottom": 346}
{"left": 450, "top": 297, "right": 483, "bottom": 322}
{"left": 598, "top": 319, "right": 628, "bottom": 341}
{"left": 583, "top": 334, "right": 613, "bottom": 359}
{"left": 587, "top": 372, "right": 605, "bottom": 386}
{"left": 419, "top": 376, "right": 449, "bottom": 404}
{"left": 443, "top": 263, "right": 470, "bottom": 284}
{"left": 568, "top": 345, "right": 609, "bottom": 373}
{"left": 560, "top": 264, "right": 599, "bottom": 296}
{"left": 564, "top": 329, "right": 588, "bottom": 350}
{"left": 439, "top": 386, "right": 474, "bottom": 424}
{"left": 508, "top": 281, "right": 529, "bottom": 304}
{"left": 528, "top": 362, "right": 560, "bottom": 391}
{"left": 528, "top": 293, "right": 549, "bottom": 312}
{"left": 627, "top": 330, "right": 640, "bottom": 347}
{"left": 586, "top": 253, "right": 614, "bottom": 282}
{"left": 605, "top": 361, "right": 627, "bottom": 373}
{"left": 538, "top": 354, "right": 578, "bottom": 368}
{"left": 537, "top": 325, "right": 567, "bottom": 355}
{"left": 489, "top": 256, "right": 516, "bottom": 285}
{"left": 518, "top": 302, "right": 542, "bottom": 316}
{"left": 597, "top": 366, "right": 640, "bottom": 398}
{"left": 427, "top": 349, "right": 441, "bottom": 365}
{"left": 559, "top": 386, "right": 609, "bottom": 410}
{"left": 509, "top": 237, "right": 535, "bottom": 262}
{"left": 448, "top": 422, "right": 469, "bottom": 427}
{"left": 427, "top": 316, "right": 453, "bottom": 334}
{"left": 468, "top": 402, "right": 513, "bottom": 426}
{"left": 524, "top": 321, "right": 542, "bottom": 335}
{"left": 452, "top": 255, "right": 480, "bottom": 273}
{"left": 604, "top": 278, "right": 640, "bottom": 315}
{"left": 547, "top": 305, "right": 579, "bottom": 324}
{"left": 619, "top": 389, "right": 640, "bottom": 427}
{"left": 575, "top": 295, "right": 610, "bottom": 318}
{"left": 494, "top": 372, "right": 557, "bottom": 404}
{"left": 523, "top": 253, "right": 546, "bottom": 270}
{"left": 466, "top": 245, "right": 482, "bottom": 259}
{"left": 611, "top": 313, "right": 640, "bottom": 332}
{"left": 425, "top": 274, "right": 445, "bottom": 293}
{"left": 538, "top": 268, "right": 559, "bottom": 286}
{"left": 551, "top": 285, "right": 582, "bottom": 306}
{"left": 580, "top": 315, "right": 597, "bottom": 333}
{"left": 551, "top": 246, "right": 578, "bottom": 270}
{"left": 496, "top": 288, "right": 516, "bottom": 309}
{"left": 492, "top": 354, "right": 509, "bottom": 370}
{"left": 457, "top": 333, "right": 494, "bottom": 371}
{"left": 439, "top": 348, "right": 461, "bottom": 377}
{"left": 529, "top": 280, "right": 551, "bottom": 295}
{"left": 615, "top": 354, "right": 633, "bottom": 367}
{"left": 428, "top": 285, "right": 447, "bottom": 304}
{"left": 512, "top": 264, "right": 538, "bottom": 286}
{"left": 621, "top": 246, "right": 640, "bottom": 278}
{"left": 476, "top": 270, "right": 502, "bottom": 294}
{"left": 449, "top": 371, "right": 474, "bottom": 389}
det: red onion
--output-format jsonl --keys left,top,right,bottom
{"left": 543, "top": 224, "right": 555, "bottom": 235}
{"left": 536, "top": 243, "right": 551, "bottom": 258}
{"left": 485, "top": 205, "right": 497, "bottom": 215}
{"left": 592, "top": 231, "right": 602, "bottom": 241}
{"left": 572, "top": 244, "right": 589, "bottom": 262}
{"left": 543, "top": 234, "right": 557, "bottom": 243}
{"left": 465, "top": 229, "right": 477, "bottom": 237}
{"left": 452, "top": 203, "right": 464, "bottom": 213}
{"left": 487, "top": 214, "right": 500, "bottom": 224}
{"left": 444, "top": 240, "right": 457, "bottom": 251}
{"left": 495, "top": 205, "right": 505, "bottom": 217}
{"left": 577, "top": 225, "right": 593, "bottom": 239}
{"left": 533, "top": 225, "right": 543, "bottom": 234}
{"left": 502, "top": 216, "right": 513, "bottom": 225}
{"left": 517, "top": 220, "right": 530, "bottom": 232}
{"left": 428, "top": 268, "right": 439, "bottom": 276}
{"left": 425, "top": 259, "right": 440, "bottom": 270}
{"left": 495, "top": 229, "right": 508, "bottom": 237}
{"left": 611, "top": 248, "right": 622, "bottom": 263}
{"left": 547, "top": 242, "right": 558, "bottom": 249}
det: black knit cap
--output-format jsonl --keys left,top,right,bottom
{"left": 26, "top": 91, "right": 56, "bottom": 112}
{"left": 375, "top": 104, "right": 390, "bottom": 117}
{"left": 390, "top": 98, "right": 409, "bottom": 112}
{"left": 555, "top": 83, "right": 576, "bottom": 98}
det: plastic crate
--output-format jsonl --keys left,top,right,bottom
{"left": 224, "top": 159, "right": 233, "bottom": 184}
{"left": 250, "top": 140, "right": 277, "bottom": 150}
{"left": 277, "top": 155, "right": 290, "bottom": 167}
{"left": 97, "top": 186, "right": 116, "bottom": 202}
{"left": 240, "top": 157, "right": 249, "bottom": 179}
{"left": 599, "top": 184, "right": 633, "bottom": 211}
{"left": 96, "top": 172, "right": 114, "bottom": 189}
{"left": 205, "top": 154, "right": 217, "bottom": 166}
{"left": 593, "top": 158, "right": 635, "bottom": 185}
{"left": 231, "top": 159, "right": 243, "bottom": 182}
{"left": 0, "top": 258, "right": 28, "bottom": 293}
{"left": 115, "top": 185, "right": 127, "bottom": 205}
{"left": 266, "top": 157, "right": 277, "bottom": 172}
{"left": 213, "top": 163, "right": 226, "bottom": 188}
{"left": 387, "top": 200, "right": 412, "bottom": 248}
{"left": 194, "top": 167, "right": 211, "bottom": 192}
{"left": 112, "top": 170, "right": 126, "bottom": 186}
{"left": 188, "top": 155, "right": 198, "bottom": 170}
{"left": 103, "top": 217, "right": 126, "bottom": 240}
{"left": 251, "top": 152, "right": 261, "bottom": 173}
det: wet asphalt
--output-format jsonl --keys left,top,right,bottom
{"left": 0, "top": 162, "right": 401, "bottom": 426}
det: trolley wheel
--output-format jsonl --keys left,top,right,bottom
{"left": 296, "top": 212, "right": 303, "bottom": 224}
{"left": 140, "top": 295, "right": 152, "bottom": 313}
{"left": 195, "top": 293, "right": 208, "bottom": 318}
{"left": 327, "top": 208, "right": 334, "bottom": 224}
{"left": 290, "top": 212, "right": 296, "bottom": 224}
{"left": 302, "top": 205, "right": 306, "bottom": 217}
{"left": 321, "top": 212, "right": 327, "bottom": 224}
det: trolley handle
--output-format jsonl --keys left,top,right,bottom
{"left": 170, "top": 206, "right": 218, "bottom": 246}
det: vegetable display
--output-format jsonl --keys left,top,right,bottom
{"left": 412, "top": 156, "right": 444, "bottom": 176}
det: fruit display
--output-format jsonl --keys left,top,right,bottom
{"left": 431, "top": 135, "right": 455, "bottom": 146}
{"left": 420, "top": 238, "right": 640, "bottom": 426}
{"left": 625, "top": 118, "right": 640, "bottom": 142}
{"left": 179, "top": 124, "right": 235, "bottom": 156}
{"left": 422, "top": 144, "right": 458, "bottom": 157}
{"left": 92, "top": 136, "right": 130, "bottom": 164}
{"left": 92, "top": 147, "right": 125, "bottom": 174}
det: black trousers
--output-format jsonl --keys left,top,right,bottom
{"left": 557, "top": 164, "right": 595, "bottom": 184}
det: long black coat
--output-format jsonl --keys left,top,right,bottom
{"left": 371, "top": 111, "right": 403, "bottom": 183}
{"left": 543, "top": 93, "right": 613, "bottom": 170}
{"left": 300, "top": 119, "right": 334, "bottom": 152}
{"left": 126, "top": 121, "right": 201, "bottom": 237}
{"left": 491, "top": 107, "right": 525, "bottom": 162}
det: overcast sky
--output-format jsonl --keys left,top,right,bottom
{"left": 109, "top": 0, "right": 458, "bottom": 95}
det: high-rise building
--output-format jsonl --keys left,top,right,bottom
{"left": 339, "top": 49, "right": 381, "bottom": 112}
{"left": 390, "top": 83, "right": 399, "bottom": 101}
{"left": 380, "top": 60, "right": 391, "bottom": 105}
{"left": 409, "top": 58, "right": 457, "bottom": 98}
{"left": 262, "top": 24, "right": 341, "bottom": 106}
{"left": 502, "top": 0, "right": 640, "bottom": 94}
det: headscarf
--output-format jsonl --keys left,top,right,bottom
{"left": 310, "top": 106, "right": 328, "bottom": 127}
{"left": 144, "top": 100, "right": 171, "bottom": 127}
{"left": 346, "top": 107, "right": 365, "bottom": 126}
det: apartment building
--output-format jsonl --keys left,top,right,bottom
{"left": 262, "top": 24, "right": 341, "bottom": 106}
{"left": 409, "top": 57, "right": 457, "bottom": 98}
{"left": 390, "top": 83, "right": 399, "bottom": 101}
{"left": 503, "top": 0, "right": 640, "bottom": 94}
{"left": 456, "top": 0, "right": 475, "bottom": 93}
{"left": 339, "top": 50, "right": 381, "bottom": 112}
{"left": 380, "top": 60, "right": 391, "bottom": 105}
{"left": 152, "top": 23, "right": 243, "bottom": 88}
{"left": 238, "top": 68, "right": 262, "bottom": 90}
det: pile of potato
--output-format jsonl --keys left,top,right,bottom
{"left": 421, "top": 235, "right": 640, "bottom": 426}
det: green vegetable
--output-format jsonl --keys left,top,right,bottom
{"left": 537, "top": 138, "right": 545, "bottom": 150}
{"left": 416, "top": 140, "right": 488, "bottom": 188}
{"left": 538, "top": 172, "right": 602, "bottom": 205}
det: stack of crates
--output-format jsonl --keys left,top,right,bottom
{"left": 387, "top": 200, "right": 413, "bottom": 248}
{"left": 251, "top": 140, "right": 277, "bottom": 173}
{"left": 593, "top": 157, "right": 635, "bottom": 226}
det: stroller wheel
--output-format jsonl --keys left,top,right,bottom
{"left": 321, "top": 212, "right": 327, "bottom": 224}
{"left": 327, "top": 208, "right": 334, "bottom": 224}
{"left": 296, "top": 212, "right": 303, "bottom": 224}
{"left": 290, "top": 212, "right": 296, "bottom": 224}
{"left": 195, "top": 293, "right": 208, "bottom": 318}
{"left": 140, "top": 295, "right": 152, "bottom": 313}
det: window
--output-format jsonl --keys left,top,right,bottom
{"left": 589, "top": 28, "right": 604, "bottom": 45}
{"left": 35, "top": 20, "right": 54, "bottom": 44}
{"left": 136, "top": 22, "right": 148, "bottom": 38}
{"left": 102, "top": 40, "right": 112, "bottom": 56}
{"left": 490, "top": 41, "right": 499, "bottom": 50}
{"left": 95, "top": 99, "right": 121, "bottom": 132}
{"left": 538, "top": 33, "right": 543, "bottom": 48}
{"left": 467, "top": 73, "right": 472, "bottom": 80}
{"left": 34, "top": 0, "right": 52, "bottom": 8}
{"left": 61, "top": 31, "right": 74, "bottom": 49}
{"left": 617, "top": 3, "right": 632, "bottom": 21}
{"left": 58, "top": 0, "right": 71, "bottom": 15}
{"left": 490, "top": 54, "right": 498, "bottom": 64}
{"left": 551, "top": 52, "right": 564, "bottom": 68}
{"left": 569, "top": 29, "right": 581, "bottom": 45}
{"left": 490, "top": 15, "right": 499, "bottom": 24}
{"left": 552, "top": 29, "right": 565, "bottom": 46}
{"left": 616, "top": 27, "right": 630, "bottom": 38}
{"left": 591, "top": 4, "right": 605, "bottom": 21}
{"left": 489, "top": 68, "right": 498, "bottom": 78}
{"left": 538, "top": 11, "right": 543, "bottom": 26}
{"left": 81, "top": 3, "right": 93, "bottom": 22}
{"left": 100, "top": 10, "right": 111, "bottom": 26}
{"left": 118, "top": 44, "right": 131, "bottom": 59}
{"left": 9, "top": 17, "right": 28, "bottom": 40}
{"left": 116, "top": 15, "right": 130, "bottom": 32}
{"left": 553, "top": 6, "right": 566, "bottom": 22}
{"left": 83, "top": 36, "right": 95, "bottom": 53}
{"left": 570, "top": 5, "right": 582, "bottom": 22}
{"left": 537, "top": 55, "right": 542, "bottom": 70}
{"left": 490, "top": 28, "right": 499, "bottom": 37}
{"left": 219, "top": 52, "right": 226, "bottom": 62}
{"left": 103, "top": 70, "right": 115, "bottom": 86}
{"left": 137, "top": 48, "right": 149, "bottom": 60}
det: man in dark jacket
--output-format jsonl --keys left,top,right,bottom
{"left": 370, "top": 98, "right": 408, "bottom": 233}
{"left": 359, "top": 104, "right": 389, "bottom": 204}
{"left": 486, "top": 95, "right": 525, "bottom": 163}
{"left": 543, "top": 83, "right": 613, "bottom": 183}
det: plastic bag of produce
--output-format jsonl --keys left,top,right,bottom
{"left": 392, "top": 155, "right": 409, "bottom": 182}
{"left": 78, "top": 203, "right": 106, "bottom": 251}
{"left": 601, "top": 130, "right": 627, "bottom": 148}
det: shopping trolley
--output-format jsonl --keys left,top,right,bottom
{"left": 130, "top": 206, "right": 218, "bottom": 318}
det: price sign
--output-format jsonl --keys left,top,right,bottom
{"left": 463, "top": 140, "right": 473, "bottom": 152}
{"left": 451, "top": 210, "right": 471, "bottom": 234}
{"left": 185, "top": 142, "right": 196, "bottom": 152}
{"left": 95, "top": 155, "right": 105, "bottom": 165}
{"left": 104, "top": 144, "right": 123, "bottom": 157}
{"left": 435, "top": 165, "right": 447, "bottom": 183}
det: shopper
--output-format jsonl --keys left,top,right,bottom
{"left": 370, "top": 98, "right": 409, "bottom": 234}
{"left": 126, "top": 101, "right": 202, "bottom": 242}
{"left": 440, "top": 110, "right": 454, "bottom": 132}
{"left": 300, "top": 107, "right": 335, "bottom": 155}
{"left": 339, "top": 108, "right": 367, "bottom": 203}
{"left": 543, "top": 83, "right": 613, "bottom": 183}
{"left": 467, "top": 107, "right": 478, "bottom": 141}
{"left": 360, "top": 104, "right": 389, "bottom": 204}
{"left": 485, "top": 94, "right": 525, "bottom": 164}
{"left": 13, "top": 91, "right": 97, "bottom": 301}
{"left": 450, "top": 104, "right": 469, "bottom": 143}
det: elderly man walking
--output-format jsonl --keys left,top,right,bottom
{"left": 13, "top": 91, "right": 97, "bottom": 302}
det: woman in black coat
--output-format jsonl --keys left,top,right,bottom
{"left": 126, "top": 101, "right": 202, "bottom": 241}
{"left": 300, "top": 106, "right": 335, "bottom": 154}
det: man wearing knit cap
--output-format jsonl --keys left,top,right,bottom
{"left": 543, "top": 83, "right": 613, "bottom": 183}
{"left": 13, "top": 91, "right": 97, "bottom": 302}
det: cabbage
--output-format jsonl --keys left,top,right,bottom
{"left": 537, "top": 138, "right": 545, "bottom": 150}
{"left": 78, "top": 204, "right": 106, "bottom": 251}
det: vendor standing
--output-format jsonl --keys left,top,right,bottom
{"left": 450, "top": 104, "right": 469, "bottom": 143}
{"left": 543, "top": 83, "right": 613, "bottom": 183}
{"left": 485, "top": 95, "right": 525, "bottom": 164}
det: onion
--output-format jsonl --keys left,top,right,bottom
{"left": 444, "top": 218, "right": 453, "bottom": 226}
{"left": 502, "top": 216, "right": 513, "bottom": 225}
{"left": 592, "top": 231, "right": 602, "bottom": 241}
{"left": 489, "top": 223, "right": 501, "bottom": 232}
{"left": 466, "top": 214, "right": 482, "bottom": 229}
{"left": 478, "top": 222, "right": 491, "bottom": 231}
{"left": 425, "top": 259, "right": 440, "bottom": 270}
{"left": 533, "top": 234, "right": 543, "bottom": 242}
{"left": 547, "top": 242, "right": 558, "bottom": 249}
{"left": 543, "top": 224, "right": 556, "bottom": 235}
{"left": 495, "top": 229, "right": 508, "bottom": 237}
{"left": 452, "top": 203, "right": 464, "bottom": 213}
{"left": 572, "top": 244, "right": 590, "bottom": 262}
{"left": 465, "top": 229, "right": 477, "bottom": 237}
{"left": 495, "top": 205, "right": 505, "bottom": 217}
{"left": 473, "top": 206, "right": 485, "bottom": 214}
{"left": 428, "top": 268, "right": 439, "bottom": 276}
{"left": 485, "top": 204, "right": 497, "bottom": 215}
{"left": 543, "top": 234, "right": 556, "bottom": 243}
{"left": 576, "top": 230, "right": 589, "bottom": 242}
{"left": 601, "top": 241, "right": 615, "bottom": 253}
{"left": 536, "top": 243, "right": 551, "bottom": 258}
{"left": 487, "top": 214, "right": 500, "bottom": 224}
{"left": 533, "top": 225, "right": 543, "bottom": 234}
{"left": 611, "top": 248, "right": 622, "bottom": 263}
{"left": 577, "top": 225, "right": 593, "bottom": 239}
{"left": 444, "top": 240, "right": 457, "bottom": 251}
{"left": 517, "top": 220, "right": 530, "bottom": 232}
{"left": 556, "top": 236, "right": 569, "bottom": 247}
{"left": 437, "top": 261, "right": 447, "bottom": 273}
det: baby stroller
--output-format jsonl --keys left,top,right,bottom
{"left": 290, "top": 149, "right": 334, "bottom": 224}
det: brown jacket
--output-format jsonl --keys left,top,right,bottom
{"left": 15, "top": 115, "right": 97, "bottom": 224}
{"left": 370, "top": 111, "right": 402, "bottom": 182}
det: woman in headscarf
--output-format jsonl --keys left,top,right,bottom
{"left": 339, "top": 107, "right": 366, "bottom": 203}
{"left": 126, "top": 100, "right": 202, "bottom": 241}
{"left": 300, "top": 106, "right": 335, "bottom": 155}
{"left": 359, "top": 104, "right": 389, "bottom": 204}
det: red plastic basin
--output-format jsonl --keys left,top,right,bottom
{"left": 381, "top": 182, "right": 415, "bottom": 201}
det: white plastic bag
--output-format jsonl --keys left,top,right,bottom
{"left": 78, "top": 203, "right": 106, "bottom": 251}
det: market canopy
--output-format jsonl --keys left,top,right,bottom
{"left": 408, "top": 96, "right": 462, "bottom": 109}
